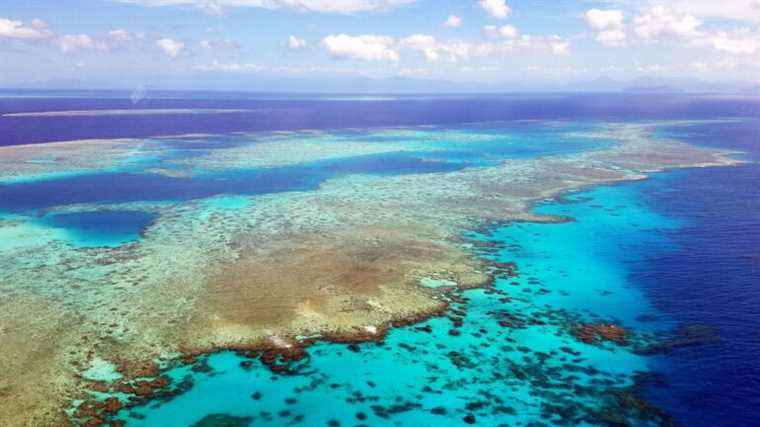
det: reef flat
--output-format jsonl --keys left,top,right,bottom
{"left": 0, "top": 121, "right": 739, "bottom": 425}
{"left": 0, "top": 139, "right": 147, "bottom": 183}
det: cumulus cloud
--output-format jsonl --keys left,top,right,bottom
{"left": 1, "top": 16, "right": 189, "bottom": 59}
{"left": 53, "top": 34, "right": 112, "bottom": 53}
{"left": 442, "top": 15, "right": 461, "bottom": 28}
{"left": 475, "top": 33, "right": 571, "bottom": 57}
{"left": 287, "top": 35, "right": 307, "bottom": 50}
{"left": 585, "top": 9, "right": 624, "bottom": 31}
{"left": 199, "top": 1, "right": 225, "bottom": 15}
{"left": 322, "top": 34, "right": 398, "bottom": 61}
{"left": 156, "top": 37, "right": 185, "bottom": 58}
{"left": 440, "top": 41, "right": 470, "bottom": 62}
{"left": 396, "top": 66, "right": 432, "bottom": 77}
{"left": 582, "top": 4, "right": 758, "bottom": 57}
{"left": 196, "top": 60, "right": 265, "bottom": 72}
{"left": 635, "top": 63, "right": 672, "bottom": 74}
{"left": 479, "top": 0, "right": 510, "bottom": 19}
{"left": 706, "top": 29, "right": 760, "bottom": 55}
{"left": 585, "top": 9, "right": 626, "bottom": 47}
{"left": 634, "top": 6, "right": 701, "bottom": 41}
{"left": 0, "top": 18, "right": 151, "bottom": 54}
{"left": 400, "top": 34, "right": 439, "bottom": 61}
{"left": 195, "top": 60, "right": 358, "bottom": 74}
{"left": 54, "top": 28, "right": 151, "bottom": 53}
{"left": 549, "top": 38, "right": 570, "bottom": 55}
{"left": 595, "top": 29, "right": 627, "bottom": 46}
{"left": 199, "top": 38, "right": 240, "bottom": 49}
{"left": 400, "top": 34, "right": 471, "bottom": 62}
{"left": 484, "top": 24, "right": 518, "bottom": 39}
{"left": 113, "top": 0, "right": 417, "bottom": 14}
{"left": 108, "top": 28, "right": 140, "bottom": 42}
{"left": 664, "top": 0, "right": 760, "bottom": 24}
{"left": 0, "top": 17, "right": 53, "bottom": 39}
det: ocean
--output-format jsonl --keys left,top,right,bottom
{"left": 0, "top": 91, "right": 758, "bottom": 426}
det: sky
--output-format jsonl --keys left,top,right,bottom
{"left": 1, "top": 0, "right": 760, "bottom": 90}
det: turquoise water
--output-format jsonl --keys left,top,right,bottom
{"left": 115, "top": 178, "right": 678, "bottom": 426}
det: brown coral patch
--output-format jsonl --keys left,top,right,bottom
{"left": 573, "top": 323, "right": 628, "bottom": 345}
{"left": 182, "top": 228, "right": 487, "bottom": 350}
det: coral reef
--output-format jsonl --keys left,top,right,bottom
{"left": 0, "top": 121, "right": 741, "bottom": 424}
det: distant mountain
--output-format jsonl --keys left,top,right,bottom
{"left": 623, "top": 85, "right": 684, "bottom": 93}
{"left": 5, "top": 73, "right": 757, "bottom": 95}
{"left": 563, "top": 76, "right": 757, "bottom": 94}
{"left": 9, "top": 77, "right": 120, "bottom": 90}
{"left": 167, "top": 74, "right": 512, "bottom": 94}
{"left": 562, "top": 76, "right": 625, "bottom": 92}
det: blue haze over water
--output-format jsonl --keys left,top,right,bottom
{"left": 0, "top": 92, "right": 759, "bottom": 425}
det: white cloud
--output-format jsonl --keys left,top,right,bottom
{"left": 322, "top": 34, "right": 398, "bottom": 61}
{"left": 400, "top": 34, "right": 471, "bottom": 62}
{"left": 200, "top": 1, "right": 225, "bottom": 15}
{"left": 479, "top": 0, "right": 510, "bottom": 19}
{"left": 0, "top": 17, "right": 53, "bottom": 39}
{"left": 195, "top": 60, "right": 362, "bottom": 74}
{"left": 30, "top": 19, "right": 48, "bottom": 30}
{"left": 459, "top": 65, "right": 500, "bottom": 72}
{"left": 585, "top": 9, "right": 626, "bottom": 47}
{"left": 400, "top": 34, "right": 439, "bottom": 61}
{"left": 0, "top": 18, "right": 149, "bottom": 54}
{"left": 634, "top": 6, "right": 702, "bottom": 41}
{"left": 113, "top": 0, "right": 417, "bottom": 14}
{"left": 156, "top": 37, "right": 185, "bottom": 58}
{"left": 108, "top": 28, "right": 139, "bottom": 42}
{"left": 397, "top": 67, "right": 432, "bottom": 77}
{"left": 484, "top": 24, "right": 518, "bottom": 38}
{"left": 196, "top": 60, "right": 265, "bottom": 72}
{"left": 548, "top": 37, "right": 571, "bottom": 55}
{"left": 442, "top": 14, "right": 462, "bottom": 28}
{"left": 595, "top": 29, "right": 627, "bottom": 46}
{"left": 706, "top": 29, "right": 760, "bottom": 55}
{"left": 474, "top": 33, "right": 571, "bottom": 57}
{"left": 287, "top": 35, "right": 307, "bottom": 50}
{"left": 54, "top": 34, "right": 99, "bottom": 52}
{"left": 635, "top": 63, "right": 672, "bottom": 73}
{"left": 440, "top": 41, "right": 470, "bottom": 62}
{"left": 690, "top": 61, "right": 710, "bottom": 72}
{"left": 57, "top": 29, "right": 149, "bottom": 53}
{"left": 665, "top": 0, "right": 760, "bottom": 24}
{"left": 200, "top": 38, "right": 240, "bottom": 49}
{"left": 585, "top": 9, "right": 624, "bottom": 31}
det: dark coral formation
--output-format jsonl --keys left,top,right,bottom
{"left": 634, "top": 323, "right": 721, "bottom": 355}
{"left": 573, "top": 323, "right": 628, "bottom": 345}
{"left": 190, "top": 414, "right": 253, "bottom": 427}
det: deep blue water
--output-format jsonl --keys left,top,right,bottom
{"left": 42, "top": 210, "right": 157, "bottom": 247}
{"left": 1, "top": 91, "right": 759, "bottom": 147}
{"left": 631, "top": 164, "right": 760, "bottom": 426}
{"left": 0, "top": 154, "right": 463, "bottom": 212}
